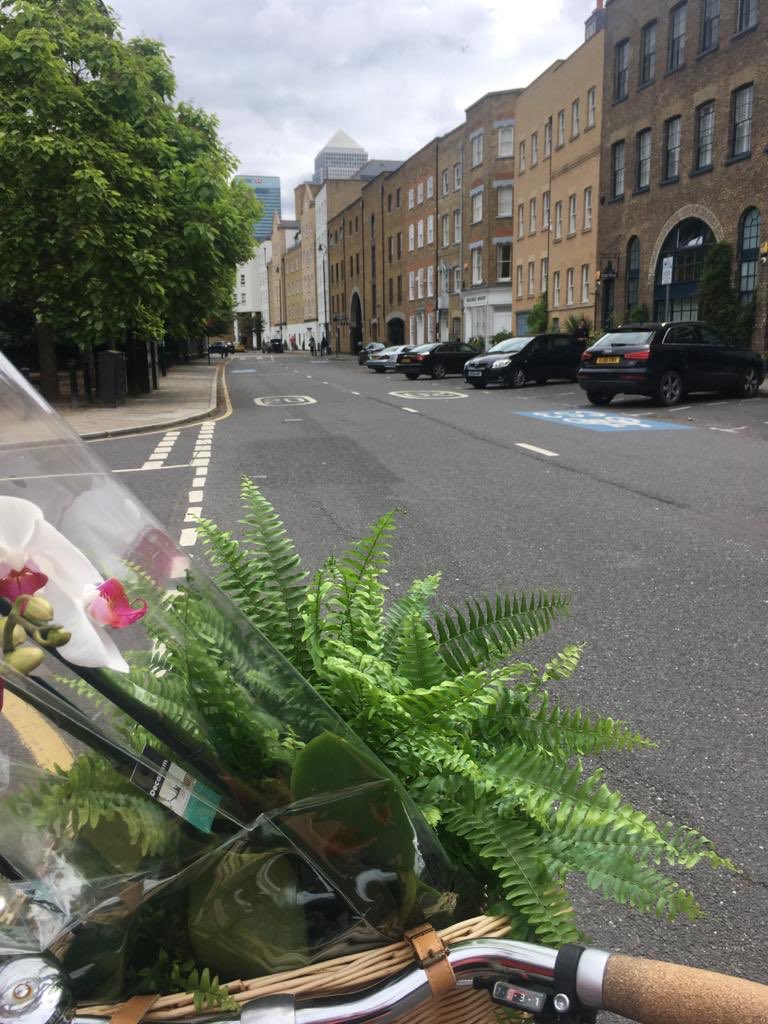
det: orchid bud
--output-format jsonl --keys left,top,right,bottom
{"left": 20, "top": 595, "right": 54, "bottom": 624}
{"left": 0, "top": 617, "right": 27, "bottom": 648}
{"left": 5, "top": 645, "right": 45, "bottom": 674}
{"left": 44, "top": 627, "right": 72, "bottom": 648}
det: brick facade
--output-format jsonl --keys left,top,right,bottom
{"left": 598, "top": 0, "right": 767, "bottom": 348}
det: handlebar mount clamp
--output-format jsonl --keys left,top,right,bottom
{"left": 551, "top": 943, "right": 598, "bottom": 1024}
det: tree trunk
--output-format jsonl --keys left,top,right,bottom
{"left": 35, "top": 322, "right": 59, "bottom": 402}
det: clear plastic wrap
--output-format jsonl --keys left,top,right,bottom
{"left": 0, "top": 355, "right": 470, "bottom": 1002}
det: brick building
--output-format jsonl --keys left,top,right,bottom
{"left": 597, "top": 0, "right": 766, "bottom": 347}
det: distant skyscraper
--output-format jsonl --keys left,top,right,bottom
{"left": 312, "top": 131, "right": 368, "bottom": 184}
{"left": 235, "top": 175, "right": 282, "bottom": 241}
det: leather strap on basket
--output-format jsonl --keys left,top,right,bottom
{"left": 107, "top": 995, "right": 159, "bottom": 1024}
{"left": 404, "top": 923, "right": 456, "bottom": 997}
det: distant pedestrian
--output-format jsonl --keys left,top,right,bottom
{"left": 309, "top": 335, "right": 316, "bottom": 357}
{"left": 320, "top": 336, "right": 329, "bottom": 357}
{"left": 573, "top": 318, "right": 589, "bottom": 345}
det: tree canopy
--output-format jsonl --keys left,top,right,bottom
{"left": 0, "top": 0, "right": 260, "bottom": 396}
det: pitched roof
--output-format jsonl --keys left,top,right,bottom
{"left": 322, "top": 129, "right": 365, "bottom": 151}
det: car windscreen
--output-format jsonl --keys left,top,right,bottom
{"left": 377, "top": 347, "right": 403, "bottom": 355}
{"left": 409, "top": 344, "right": 437, "bottom": 354}
{"left": 488, "top": 337, "right": 533, "bottom": 354}
{"left": 589, "top": 331, "right": 655, "bottom": 351}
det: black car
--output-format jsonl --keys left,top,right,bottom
{"left": 463, "top": 334, "right": 585, "bottom": 389}
{"left": 208, "top": 341, "right": 235, "bottom": 357}
{"left": 395, "top": 341, "right": 477, "bottom": 379}
{"left": 577, "top": 322, "right": 764, "bottom": 407}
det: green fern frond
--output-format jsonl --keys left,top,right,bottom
{"left": 542, "top": 643, "right": 585, "bottom": 682}
{"left": 432, "top": 591, "right": 570, "bottom": 674}
{"left": 395, "top": 612, "right": 449, "bottom": 689}
{"left": 511, "top": 693, "right": 655, "bottom": 758}
{"left": 380, "top": 574, "right": 442, "bottom": 662}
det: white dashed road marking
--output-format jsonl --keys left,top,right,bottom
{"left": 141, "top": 429, "right": 180, "bottom": 470}
{"left": 515, "top": 442, "right": 559, "bottom": 457}
{"left": 402, "top": 407, "right": 419, "bottom": 414}
{"left": 178, "top": 422, "right": 215, "bottom": 549}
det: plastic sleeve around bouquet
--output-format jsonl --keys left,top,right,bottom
{"left": 0, "top": 354, "right": 470, "bottom": 1002}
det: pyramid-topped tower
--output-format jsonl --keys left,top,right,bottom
{"left": 312, "top": 130, "right": 368, "bottom": 184}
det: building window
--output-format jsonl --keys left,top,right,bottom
{"left": 571, "top": 99, "right": 580, "bottom": 137}
{"left": 396, "top": 188, "right": 402, "bottom": 208}
{"left": 471, "top": 133, "right": 483, "bottom": 167}
{"left": 519, "top": 140, "right": 526, "bottom": 172}
{"left": 388, "top": 277, "right": 393, "bottom": 303}
{"left": 737, "top": 0, "right": 758, "bottom": 32}
{"left": 701, "top": 0, "right": 720, "bottom": 50}
{"left": 240, "top": 274, "right": 245, "bottom": 285}
{"left": 240, "top": 293, "right": 245, "bottom": 303}
{"left": 427, "top": 214, "right": 434, "bottom": 244}
{"left": 531, "top": 131, "right": 539, "bottom": 166}
{"left": 417, "top": 268, "right": 424, "bottom": 299}
{"left": 586, "top": 87, "right": 596, "bottom": 128}
{"left": 408, "top": 223, "right": 415, "bottom": 251}
{"left": 454, "top": 162, "right": 462, "bottom": 189}
{"left": 454, "top": 208, "right": 461, "bottom": 243}
{"left": 497, "top": 243, "right": 512, "bottom": 281}
{"left": 427, "top": 175, "right": 434, "bottom": 198}
{"left": 417, "top": 182, "right": 424, "bottom": 204}
{"left": 668, "top": 3, "right": 687, "bottom": 71}
{"left": 517, "top": 203, "right": 525, "bottom": 239}
{"left": 636, "top": 128, "right": 651, "bottom": 190}
{"left": 441, "top": 213, "right": 450, "bottom": 247}
{"left": 408, "top": 188, "right": 414, "bottom": 209}
{"left": 553, "top": 270, "right": 561, "bottom": 307}
{"left": 472, "top": 248, "right": 483, "bottom": 285}
{"left": 409, "top": 316, "right": 416, "bottom": 344}
{"left": 441, "top": 169, "right": 449, "bottom": 195}
{"left": 566, "top": 268, "right": 575, "bottom": 305}
{"left": 611, "top": 140, "right": 626, "bottom": 198}
{"left": 397, "top": 275, "right": 402, "bottom": 301}
{"left": 516, "top": 264, "right": 524, "bottom": 298}
{"left": 526, "top": 261, "right": 535, "bottom": 296}
{"left": 408, "top": 271, "right": 415, "bottom": 300}
{"left": 557, "top": 109, "right": 565, "bottom": 146}
{"left": 397, "top": 232, "right": 402, "bottom": 257}
{"left": 529, "top": 197, "right": 537, "bottom": 234}
{"left": 454, "top": 266, "right": 461, "bottom": 293}
{"left": 738, "top": 207, "right": 760, "bottom": 301}
{"left": 427, "top": 265, "right": 434, "bottom": 297}
{"left": 640, "top": 21, "right": 657, "bottom": 84}
{"left": 731, "top": 84, "right": 753, "bottom": 157}
{"left": 554, "top": 200, "right": 563, "bottom": 240}
{"left": 626, "top": 236, "right": 640, "bottom": 310}
{"left": 497, "top": 185, "right": 513, "bottom": 217}
{"left": 695, "top": 101, "right": 715, "bottom": 169}
{"left": 471, "top": 190, "right": 483, "bottom": 223}
{"left": 388, "top": 235, "right": 393, "bottom": 263}
{"left": 581, "top": 264, "right": 590, "bottom": 303}
{"left": 498, "top": 125, "right": 514, "bottom": 157}
{"left": 417, "top": 220, "right": 424, "bottom": 247}
{"left": 583, "top": 186, "right": 593, "bottom": 230}
{"left": 615, "top": 39, "right": 630, "bottom": 100}
{"left": 664, "top": 116, "right": 682, "bottom": 179}
{"left": 543, "top": 191, "right": 551, "bottom": 229}
{"left": 568, "top": 193, "right": 577, "bottom": 234}
{"left": 541, "top": 256, "right": 549, "bottom": 294}
{"left": 544, "top": 117, "right": 553, "bottom": 156}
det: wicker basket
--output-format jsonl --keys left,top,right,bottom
{"left": 84, "top": 915, "right": 510, "bottom": 1024}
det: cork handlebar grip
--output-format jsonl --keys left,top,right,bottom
{"left": 602, "top": 955, "right": 768, "bottom": 1024}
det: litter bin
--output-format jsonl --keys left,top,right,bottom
{"left": 270, "top": 338, "right": 284, "bottom": 353}
{"left": 97, "top": 349, "right": 128, "bottom": 407}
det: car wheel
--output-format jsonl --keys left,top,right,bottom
{"left": 737, "top": 366, "right": 760, "bottom": 398}
{"left": 586, "top": 392, "right": 613, "bottom": 406}
{"left": 405, "top": 372, "right": 420, "bottom": 380}
{"left": 470, "top": 381, "right": 487, "bottom": 389}
{"left": 431, "top": 362, "right": 447, "bottom": 379}
{"left": 510, "top": 368, "right": 527, "bottom": 388}
{"left": 653, "top": 370, "right": 683, "bottom": 406}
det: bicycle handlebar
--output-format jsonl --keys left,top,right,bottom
{"left": 2, "top": 938, "right": 767, "bottom": 1024}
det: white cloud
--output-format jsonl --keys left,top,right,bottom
{"left": 112, "top": 0, "right": 590, "bottom": 215}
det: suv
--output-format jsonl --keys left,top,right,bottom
{"left": 577, "top": 322, "right": 764, "bottom": 407}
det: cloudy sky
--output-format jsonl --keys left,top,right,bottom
{"left": 113, "top": 0, "right": 591, "bottom": 216}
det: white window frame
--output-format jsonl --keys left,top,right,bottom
{"left": 497, "top": 185, "right": 513, "bottom": 218}
{"left": 544, "top": 118, "right": 552, "bottom": 157}
{"left": 427, "top": 214, "right": 434, "bottom": 244}
{"left": 427, "top": 265, "right": 434, "bottom": 297}
{"left": 471, "top": 247, "right": 483, "bottom": 285}
{"left": 417, "top": 182, "right": 424, "bottom": 204}
{"left": 587, "top": 86, "right": 596, "bottom": 128}
{"left": 583, "top": 187, "right": 593, "bottom": 230}
{"left": 408, "top": 271, "right": 415, "bottom": 300}
{"left": 566, "top": 267, "right": 575, "bottom": 306}
{"left": 531, "top": 131, "right": 539, "bottom": 166}
{"left": 529, "top": 197, "right": 537, "bottom": 234}
{"left": 519, "top": 140, "right": 526, "bottom": 172}
{"left": 515, "top": 264, "right": 524, "bottom": 299}
{"left": 453, "top": 266, "right": 461, "bottom": 293}
{"left": 568, "top": 194, "right": 577, "bottom": 235}
{"left": 542, "top": 190, "right": 551, "bottom": 230}
{"left": 454, "top": 162, "right": 462, "bottom": 189}
{"left": 441, "top": 213, "right": 450, "bottom": 247}
{"left": 417, "top": 219, "right": 424, "bottom": 247}
{"left": 408, "top": 188, "right": 414, "bottom": 209}
{"left": 527, "top": 261, "right": 536, "bottom": 296}
{"left": 441, "top": 169, "right": 449, "bottom": 195}
{"left": 453, "top": 208, "right": 461, "bottom": 243}
{"left": 553, "top": 270, "right": 561, "bottom": 306}
{"left": 498, "top": 125, "right": 514, "bottom": 157}
{"left": 554, "top": 201, "right": 563, "bottom": 240}
{"left": 417, "top": 267, "right": 424, "bottom": 299}
{"left": 471, "top": 190, "right": 483, "bottom": 223}
{"left": 541, "top": 256, "right": 549, "bottom": 294}
{"left": 496, "top": 242, "right": 512, "bottom": 282}
{"left": 581, "top": 264, "right": 590, "bottom": 303}
{"left": 426, "top": 176, "right": 434, "bottom": 198}
{"left": 408, "top": 223, "right": 415, "bottom": 251}
{"left": 557, "top": 109, "right": 565, "bottom": 146}
{"left": 571, "top": 98, "right": 580, "bottom": 138}
{"left": 517, "top": 203, "right": 525, "bottom": 239}
{"left": 471, "top": 133, "right": 484, "bottom": 167}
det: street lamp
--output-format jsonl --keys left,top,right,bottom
{"left": 317, "top": 242, "right": 331, "bottom": 357}
{"left": 275, "top": 264, "right": 284, "bottom": 346}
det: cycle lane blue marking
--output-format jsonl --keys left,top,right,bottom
{"left": 514, "top": 410, "right": 693, "bottom": 432}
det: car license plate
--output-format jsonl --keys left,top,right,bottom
{"left": 468, "top": 370, "right": 483, "bottom": 377}
{"left": 596, "top": 356, "right": 621, "bottom": 365}
{"left": 401, "top": 357, "right": 411, "bottom": 363}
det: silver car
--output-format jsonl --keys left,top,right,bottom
{"left": 366, "top": 345, "right": 412, "bottom": 373}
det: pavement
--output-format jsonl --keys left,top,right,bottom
{"left": 57, "top": 358, "right": 223, "bottom": 439}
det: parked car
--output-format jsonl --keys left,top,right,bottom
{"left": 208, "top": 341, "right": 235, "bottom": 357}
{"left": 358, "top": 342, "right": 386, "bottom": 365}
{"left": 577, "top": 322, "right": 764, "bottom": 407}
{"left": 366, "top": 345, "right": 412, "bottom": 372}
{"left": 269, "top": 337, "right": 283, "bottom": 353}
{"left": 395, "top": 341, "right": 477, "bottom": 379}
{"left": 463, "top": 334, "right": 584, "bottom": 388}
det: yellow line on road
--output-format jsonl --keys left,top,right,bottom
{"left": 3, "top": 690, "right": 74, "bottom": 771}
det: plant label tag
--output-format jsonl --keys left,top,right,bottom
{"left": 131, "top": 746, "right": 220, "bottom": 833}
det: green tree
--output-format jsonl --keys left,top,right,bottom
{"left": 527, "top": 293, "right": 548, "bottom": 333}
{"left": 698, "top": 241, "right": 755, "bottom": 347}
{"left": 0, "top": 0, "right": 258, "bottom": 399}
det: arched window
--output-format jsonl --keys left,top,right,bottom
{"left": 738, "top": 208, "right": 760, "bottom": 303}
{"left": 653, "top": 217, "right": 715, "bottom": 320}
{"left": 626, "top": 237, "right": 640, "bottom": 312}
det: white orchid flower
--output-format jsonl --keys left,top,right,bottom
{"left": 0, "top": 495, "right": 146, "bottom": 672}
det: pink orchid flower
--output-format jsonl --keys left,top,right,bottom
{"left": 86, "top": 578, "right": 147, "bottom": 629}
{"left": 0, "top": 561, "right": 48, "bottom": 601}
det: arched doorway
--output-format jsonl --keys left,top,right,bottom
{"left": 387, "top": 316, "right": 404, "bottom": 345}
{"left": 350, "top": 293, "right": 363, "bottom": 353}
{"left": 653, "top": 218, "right": 715, "bottom": 321}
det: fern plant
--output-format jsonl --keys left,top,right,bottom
{"left": 197, "top": 480, "right": 735, "bottom": 948}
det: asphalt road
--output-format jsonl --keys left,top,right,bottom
{"left": 91, "top": 351, "right": 768, "bottom": 984}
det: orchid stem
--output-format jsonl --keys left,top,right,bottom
{"left": 2, "top": 610, "right": 19, "bottom": 655}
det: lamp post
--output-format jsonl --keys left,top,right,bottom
{"left": 275, "top": 264, "right": 284, "bottom": 347}
{"left": 318, "top": 242, "right": 331, "bottom": 357}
